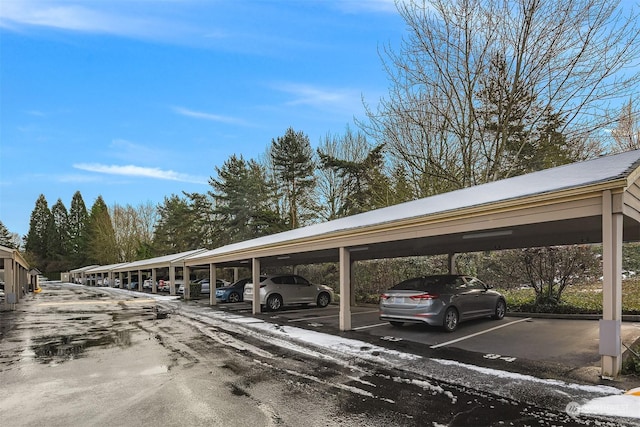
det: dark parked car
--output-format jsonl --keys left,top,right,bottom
{"left": 379, "top": 274, "right": 506, "bottom": 332}
{"left": 215, "top": 278, "right": 253, "bottom": 303}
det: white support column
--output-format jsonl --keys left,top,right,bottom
{"left": 233, "top": 267, "right": 239, "bottom": 282}
{"left": 169, "top": 266, "right": 176, "bottom": 295}
{"left": 339, "top": 247, "right": 352, "bottom": 331}
{"left": 448, "top": 253, "right": 458, "bottom": 274}
{"left": 350, "top": 260, "right": 356, "bottom": 307}
{"left": 127, "top": 272, "right": 132, "bottom": 290}
{"left": 119, "top": 272, "right": 123, "bottom": 289}
{"left": 3, "top": 258, "right": 15, "bottom": 309}
{"left": 252, "top": 258, "right": 261, "bottom": 314}
{"left": 210, "top": 263, "right": 217, "bottom": 306}
{"left": 151, "top": 268, "right": 157, "bottom": 294}
{"left": 137, "top": 269, "right": 143, "bottom": 291}
{"left": 184, "top": 266, "right": 191, "bottom": 300}
{"left": 601, "top": 190, "right": 623, "bottom": 378}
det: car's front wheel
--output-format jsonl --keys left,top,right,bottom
{"left": 228, "top": 292, "right": 240, "bottom": 303}
{"left": 266, "top": 294, "right": 283, "bottom": 311}
{"left": 317, "top": 292, "right": 331, "bottom": 308}
{"left": 443, "top": 307, "right": 459, "bottom": 332}
{"left": 493, "top": 299, "right": 506, "bottom": 320}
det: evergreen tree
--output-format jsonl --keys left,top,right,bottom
{"left": 47, "top": 199, "right": 71, "bottom": 272}
{"left": 0, "top": 220, "right": 15, "bottom": 248}
{"left": 87, "top": 196, "right": 118, "bottom": 264}
{"left": 68, "top": 191, "right": 89, "bottom": 267}
{"left": 25, "top": 194, "right": 51, "bottom": 270}
{"left": 318, "top": 143, "right": 389, "bottom": 216}
{"left": 209, "top": 155, "right": 283, "bottom": 245}
{"left": 153, "top": 194, "right": 195, "bottom": 255}
{"left": 270, "top": 127, "right": 317, "bottom": 228}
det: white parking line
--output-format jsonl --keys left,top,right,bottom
{"left": 353, "top": 323, "right": 388, "bottom": 331}
{"left": 430, "top": 318, "right": 532, "bottom": 349}
{"left": 287, "top": 310, "right": 379, "bottom": 323}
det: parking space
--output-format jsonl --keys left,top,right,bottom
{"left": 211, "top": 301, "right": 640, "bottom": 370}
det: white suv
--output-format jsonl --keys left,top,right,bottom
{"left": 244, "top": 274, "right": 333, "bottom": 311}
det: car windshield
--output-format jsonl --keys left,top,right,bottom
{"left": 391, "top": 276, "right": 457, "bottom": 293}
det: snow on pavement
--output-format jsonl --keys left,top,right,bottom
{"left": 106, "top": 287, "right": 640, "bottom": 420}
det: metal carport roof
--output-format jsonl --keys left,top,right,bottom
{"left": 184, "top": 149, "right": 640, "bottom": 268}
{"left": 110, "top": 249, "right": 208, "bottom": 272}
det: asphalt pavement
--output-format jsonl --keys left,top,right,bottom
{"left": 1, "top": 283, "right": 639, "bottom": 426}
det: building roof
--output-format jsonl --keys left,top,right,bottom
{"left": 185, "top": 150, "right": 640, "bottom": 267}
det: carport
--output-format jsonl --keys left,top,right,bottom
{"left": 185, "top": 150, "right": 640, "bottom": 377}
{"left": 0, "top": 245, "right": 31, "bottom": 310}
{"left": 110, "top": 249, "right": 208, "bottom": 294}
{"left": 69, "top": 265, "right": 99, "bottom": 285}
{"left": 85, "top": 262, "right": 132, "bottom": 287}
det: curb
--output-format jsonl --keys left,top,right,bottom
{"left": 507, "top": 312, "right": 640, "bottom": 322}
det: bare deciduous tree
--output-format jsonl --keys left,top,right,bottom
{"left": 111, "top": 202, "right": 157, "bottom": 261}
{"left": 611, "top": 99, "right": 640, "bottom": 152}
{"left": 363, "top": 0, "right": 639, "bottom": 193}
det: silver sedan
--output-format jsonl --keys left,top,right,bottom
{"left": 379, "top": 275, "right": 506, "bottom": 332}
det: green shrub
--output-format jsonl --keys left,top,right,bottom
{"left": 189, "top": 283, "right": 201, "bottom": 298}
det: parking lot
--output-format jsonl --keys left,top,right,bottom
{"left": 203, "top": 300, "right": 640, "bottom": 374}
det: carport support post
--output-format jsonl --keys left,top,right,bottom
{"left": 252, "top": 258, "right": 261, "bottom": 314}
{"left": 210, "top": 263, "right": 217, "bottom": 306}
{"left": 118, "top": 272, "right": 123, "bottom": 289}
{"left": 169, "top": 266, "right": 176, "bottom": 295}
{"left": 601, "top": 189, "right": 623, "bottom": 378}
{"left": 448, "top": 253, "right": 458, "bottom": 274}
{"left": 339, "top": 247, "right": 352, "bottom": 331}
{"left": 151, "top": 269, "right": 157, "bottom": 294}
{"left": 184, "top": 266, "right": 191, "bottom": 300}
{"left": 137, "top": 270, "right": 143, "bottom": 291}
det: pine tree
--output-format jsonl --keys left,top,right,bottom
{"left": 270, "top": 127, "right": 317, "bottom": 228}
{"left": 0, "top": 220, "right": 15, "bottom": 248}
{"left": 153, "top": 194, "right": 194, "bottom": 255}
{"left": 209, "top": 155, "right": 283, "bottom": 244}
{"left": 47, "top": 199, "right": 71, "bottom": 272}
{"left": 87, "top": 196, "right": 118, "bottom": 264}
{"left": 68, "top": 191, "right": 89, "bottom": 267}
{"left": 25, "top": 194, "right": 51, "bottom": 269}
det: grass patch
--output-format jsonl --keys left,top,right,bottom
{"left": 498, "top": 278, "right": 640, "bottom": 314}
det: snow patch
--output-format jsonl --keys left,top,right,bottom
{"left": 579, "top": 395, "right": 640, "bottom": 419}
{"left": 432, "top": 358, "right": 622, "bottom": 395}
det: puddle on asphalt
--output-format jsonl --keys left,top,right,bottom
{"left": 30, "top": 330, "right": 133, "bottom": 364}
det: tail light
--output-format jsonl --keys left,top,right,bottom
{"left": 259, "top": 284, "right": 266, "bottom": 288}
{"left": 410, "top": 293, "right": 438, "bottom": 300}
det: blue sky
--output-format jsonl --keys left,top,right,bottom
{"left": 0, "top": 0, "right": 405, "bottom": 238}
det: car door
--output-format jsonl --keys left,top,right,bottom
{"left": 453, "top": 277, "right": 480, "bottom": 319}
{"left": 294, "top": 275, "right": 315, "bottom": 303}
{"left": 458, "top": 277, "right": 488, "bottom": 318}
{"left": 275, "top": 275, "right": 298, "bottom": 303}
{"left": 468, "top": 277, "right": 496, "bottom": 316}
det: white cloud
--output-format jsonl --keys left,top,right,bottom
{"left": 172, "top": 106, "right": 249, "bottom": 125}
{"left": 0, "top": 0, "right": 191, "bottom": 40}
{"left": 73, "top": 163, "right": 208, "bottom": 184}
{"left": 333, "top": 0, "right": 400, "bottom": 14}
{"left": 273, "top": 82, "right": 361, "bottom": 113}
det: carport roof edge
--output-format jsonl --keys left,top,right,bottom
{"left": 185, "top": 150, "right": 640, "bottom": 265}
{"left": 110, "top": 248, "right": 208, "bottom": 272}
